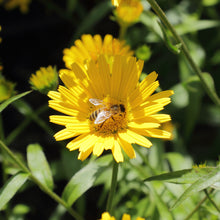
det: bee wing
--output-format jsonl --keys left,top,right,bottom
{"left": 89, "top": 98, "right": 104, "bottom": 106}
{"left": 94, "top": 110, "right": 112, "bottom": 124}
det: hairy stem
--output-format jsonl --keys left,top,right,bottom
{"left": 0, "top": 141, "right": 83, "bottom": 220}
{"left": 146, "top": 0, "right": 220, "bottom": 106}
{"left": 106, "top": 159, "right": 119, "bottom": 214}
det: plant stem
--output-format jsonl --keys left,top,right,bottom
{"left": 6, "top": 104, "right": 52, "bottom": 145}
{"left": 29, "top": 175, "right": 84, "bottom": 220}
{"left": 184, "top": 188, "right": 214, "bottom": 220}
{"left": 119, "top": 24, "right": 128, "bottom": 40}
{"left": 0, "top": 140, "right": 83, "bottom": 220}
{"left": 146, "top": 0, "right": 220, "bottom": 106}
{"left": 0, "top": 140, "right": 30, "bottom": 173}
{"left": 204, "top": 189, "right": 220, "bottom": 213}
{"left": 106, "top": 159, "right": 119, "bottom": 214}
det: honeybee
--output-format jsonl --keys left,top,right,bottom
{"left": 89, "top": 98, "right": 125, "bottom": 124}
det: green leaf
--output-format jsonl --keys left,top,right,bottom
{"left": 0, "top": 91, "right": 31, "bottom": 113}
{"left": 62, "top": 158, "right": 110, "bottom": 206}
{"left": 200, "top": 104, "right": 220, "bottom": 125}
{"left": 171, "top": 166, "right": 220, "bottom": 209}
{"left": 175, "top": 19, "right": 220, "bottom": 35}
{"left": 0, "top": 172, "right": 29, "bottom": 210}
{"left": 66, "top": 0, "right": 77, "bottom": 14}
{"left": 27, "top": 144, "right": 54, "bottom": 190}
{"left": 72, "top": 1, "right": 112, "bottom": 40}
{"left": 202, "top": 0, "right": 219, "bottom": 7}
{"left": 170, "top": 83, "right": 189, "bottom": 108}
{"left": 202, "top": 72, "right": 217, "bottom": 95}
{"left": 147, "top": 183, "right": 174, "bottom": 220}
{"left": 144, "top": 167, "right": 216, "bottom": 184}
{"left": 165, "top": 152, "right": 193, "bottom": 170}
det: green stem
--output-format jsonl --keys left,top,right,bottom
{"left": 6, "top": 104, "right": 51, "bottom": 145}
{"left": 0, "top": 115, "right": 10, "bottom": 219}
{"left": 106, "top": 159, "right": 119, "bottom": 214}
{"left": 119, "top": 23, "right": 128, "bottom": 40}
{"left": 0, "top": 140, "right": 30, "bottom": 173}
{"left": 204, "top": 189, "right": 220, "bottom": 213}
{"left": 0, "top": 140, "right": 83, "bottom": 220}
{"left": 146, "top": 0, "right": 220, "bottom": 106}
{"left": 29, "top": 175, "right": 83, "bottom": 220}
{"left": 36, "top": 0, "right": 76, "bottom": 24}
{"left": 184, "top": 188, "right": 214, "bottom": 220}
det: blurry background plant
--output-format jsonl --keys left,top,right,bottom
{"left": 0, "top": 0, "right": 220, "bottom": 219}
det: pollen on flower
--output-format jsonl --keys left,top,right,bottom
{"left": 89, "top": 98, "right": 128, "bottom": 134}
{"left": 49, "top": 55, "right": 174, "bottom": 162}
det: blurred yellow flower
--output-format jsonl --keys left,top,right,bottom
{"left": 161, "top": 121, "right": 174, "bottom": 140}
{"left": 100, "top": 212, "right": 145, "bottom": 220}
{"left": 0, "top": 0, "right": 31, "bottom": 13}
{"left": 114, "top": 0, "right": 143, "bottom": 25}
{"left": 100, "top": 212, "right": 116, "bottom": 220}
{"left": 63, "top": 34, "right": 133, "bottom": 69}
{"left": 48, "top": 55, "right": 173, "bottom": 162}
{"left": 29, "top": 66, "right": 58, "bottom": 95}
{"left": 111, "top": 0, "right": 121, "bottom": 7}
{"left": 0, "top": 76, "right": 16, "bottom": 102}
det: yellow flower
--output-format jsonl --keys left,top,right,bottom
{"left": 100, "top": 212, "right": 116, "bottom": 220}
{"left": 0, "top": 76, "right": 16, "bottom": 102}
{"left": 29, "top": 66, "right": 58, "bottom": 95}
{"left": 63, "top": 34, "right": 133, "bottom": 69}
{"left": 100, "top": 212, "right": 145, "bottom": 220}
{"left": 114, "top": 0, "right": 143, "bottom": 25}
{"left": 111, "top": 0, "right": 121, "bottom": 7}
{"left": 161, "top": 121, "right": 174, "bottom": 140}
{"left": 48, "top": 55, "right": 173, "bottom": 162}
{"left": 0, "top": 0, "right": 31, "bottom": 13}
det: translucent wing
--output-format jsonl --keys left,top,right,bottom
{"left": 94, "top": 110, "right": 112, "bottom": 124}
{"left": 89, "top": 98, "right": 104, "bottom": 106}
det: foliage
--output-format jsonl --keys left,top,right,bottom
{"left": 0, "top": 0, "right": 220, "bottom": 219}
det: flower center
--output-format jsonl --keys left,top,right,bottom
{"left": 89, "top": 99, "right": 127, "bottom": 134}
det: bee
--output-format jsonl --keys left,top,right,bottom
{"left": 89, "top": 98, "right": 125, "bottom": 124}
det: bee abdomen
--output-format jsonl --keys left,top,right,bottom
{"left": 89, "top": 109, "right": 99, "bottom": 121}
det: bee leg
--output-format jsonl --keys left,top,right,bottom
{"left": 99, "top": 121, "right": 105, "bottom": 128}
{"left": 111, "top": 116, "right": 115, "bottom": 121}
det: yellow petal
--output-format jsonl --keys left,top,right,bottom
{"left": 122, "top": 214, "right": 131, "bottom": 220}
{"left": 119, "top": 130, "right": 152, "bottom": 148}
{"left": 78, "top": 146, "right": 93, "bottom": 161}
{"left": 112, "top": 138, "right": 124, "bottom": 162}
{"left": 54, "top": 128, "right": 76, "bottom": 141}
{"left": 93, "top": 140, "right": 105, "bottom": 157}
{"left": 118, "top": 135, "right": 136, "bottom": 159}
{"left": 128, "top": 122, "right": 160, "bottom": 129}
{"left": 66, "top": 134, "right": 91, "bottom": 151}
{"left": 103, "top": 135, "right": 114, "bottom": 150}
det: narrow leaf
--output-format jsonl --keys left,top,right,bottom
{"left": 27, "top": 144, "right": 54, "bottom": 190}
{"left": 148, "top": 183, "right": 174, "bottom": 220}
{"left": 72, "top": 1, "right": 112, "bottom": 40}
{"left": 62, "top": 159, "right": 109, "bottom": 206}
{"left": 0, "top": 91, "right": 31, "bottom": 112}
{"left": 145, "top": 167, "right": 216, "bottom": 184}
{"left": 0, "top": 172, "right": 29, "bottom": 210}
{"left": 171, "top": 167, "right": 220, "bottom": 209}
